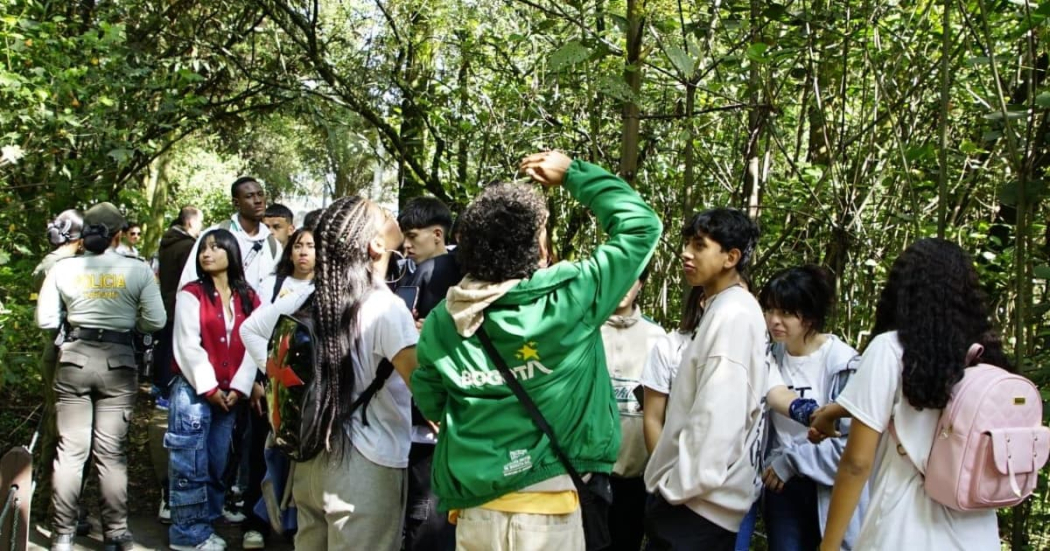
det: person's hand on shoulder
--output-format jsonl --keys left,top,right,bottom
{"left": 520, "top": 151, "right": 571, "bottom": 188}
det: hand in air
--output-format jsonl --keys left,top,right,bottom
{"left": 520, "top": 151, "right": 572, "bottom": 188}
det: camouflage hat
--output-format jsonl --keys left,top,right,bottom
{"left": 83, "top": 202, "right": 127, "bottom": 236}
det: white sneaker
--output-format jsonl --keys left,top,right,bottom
{"left": 242, "top": 530, "right": 265, "bottom": 549}
{"left": 221, "top": 507, "right": 246, "bottom": 524}
{"left": 157, "top": 497, "right": 171, "bottom": 524}
{"left": 170, "top": 533, "right": 227, "bottom": 551}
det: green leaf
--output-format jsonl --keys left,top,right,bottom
{"left": 596, "top": 74, "right": 637, "bottom": 103}
{"left": 107, "top": 148, "right": 132, "bottom": 164}
{"left": 1037, "top": 92, "right": 1050, "bottom": 108}
{"left": 549, "top": 40, "right": 591, "bottom": 72}
{"left": 746, "top": 42, "right": 769, "bottom": 63}
{"left": 666, "top": 45, "right": 695, "bottom": 77}
{"left": 1034, "top": 265, "right": 1050, "bottom": 280}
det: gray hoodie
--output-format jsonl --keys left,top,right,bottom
{"left": 763, "top": 335, "right": 870, "bottom": 551}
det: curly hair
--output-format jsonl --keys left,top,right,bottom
{"left": 455, "top": 183, "right": 547, "bottom": 282}
{"left": 872, "top": 238, "right": 1011, "bottom": 410}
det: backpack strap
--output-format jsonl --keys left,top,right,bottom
{"left": 966, "top": 343, "right": 984, "bottom": 366}
{"left": 272, "top": 275, "right": 288, "bottom": 303}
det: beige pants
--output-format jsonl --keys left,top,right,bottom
{"left": 455, "top": 507, "right": 585, "bottom": 551}
{"left": 293, "top": 445, "right": 407, "bottom": 551}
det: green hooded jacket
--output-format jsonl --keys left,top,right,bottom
{"left": 412, "top": 160, "right": 662, "bottom": 511}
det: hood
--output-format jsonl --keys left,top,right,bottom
{"left": 160, "top": 225, "right": 194, "bottom": 248}
{"left": 445, "top": 276, "right": 521, "bottom": 337}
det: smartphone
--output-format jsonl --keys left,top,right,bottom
{"left": 395, "top": 285, "right": 420, "bottom": 314}
{"left": 632, "top": 384, "right": 645, "bottom": 411}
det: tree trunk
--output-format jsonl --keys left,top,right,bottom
{"left": 619, "top": 0, "right": 645, "bottom": 182}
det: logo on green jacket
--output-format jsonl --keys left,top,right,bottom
{"left": 458, "top": 341, "right": 553, "bottom": 388}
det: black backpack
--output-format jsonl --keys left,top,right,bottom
{"left": 265, "top": 294, "right": 395, "bottom": 461}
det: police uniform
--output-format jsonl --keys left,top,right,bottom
{"left": 36, "top": 202, "right": 166, "bottom": 549}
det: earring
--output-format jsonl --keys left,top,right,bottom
{"left": 386, "top": 250, "right": 409, "bottom": 284}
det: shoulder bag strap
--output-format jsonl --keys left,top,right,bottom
{"left": 475, "top": 326, "right": 589, "bottom": 493}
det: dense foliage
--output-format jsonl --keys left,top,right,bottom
{"left": 2, "top": 0, "right": 1049, "bottom": 546}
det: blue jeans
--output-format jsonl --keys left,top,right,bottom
{"left": 166, "top": 376, "right": 237, "bottom": 546}
{"left": 763, "top": 477, "right": 820, "bottom": 551}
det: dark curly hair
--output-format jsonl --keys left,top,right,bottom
{"left": 455, "top": 183, "right": 547, "bottom": 282}
{"left": 759, "top": 265, "right": 836, "bottom": 336}
{"left": 872, "top": 238, "right": 1011, "bottom": 410}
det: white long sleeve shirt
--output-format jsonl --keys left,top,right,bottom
{"left": 643, "top": 285, "right": 771, "bottom": 532}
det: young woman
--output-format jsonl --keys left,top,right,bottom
{"left": 757, "top": 265, "right": 864, "bottom": 551}
{"left": 811, "top": 238, "right": 1007, "bottom": 550}
{"left": 167, "top": 229, "right": 260, "bottom": 551}
{"left": 259, "top": 228, "right": 316, "bottom": 304}
{"left": 241, "top": 196, "right": 418, "bottom": 550}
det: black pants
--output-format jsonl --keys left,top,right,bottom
{"left": 404, "top": 443, "right": 455, "bottom": 551}
{"left": 609, "top": 476, "right": 647, "bottom": 551}
{"left": 644, "top": 493, "right": 736, "bottom": 551}
{"left": 151, "top": 320, "right": 175, "bottom": 397}
{"left": 242, "top": 404, "right": 272, "bottom": 535}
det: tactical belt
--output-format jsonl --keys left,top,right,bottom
{"left": 68, "top": 327, "right": 134, "bottom": 346}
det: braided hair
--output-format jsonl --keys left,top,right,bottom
{"left": 301, "top": 196, "right": 381, "bottom": 458}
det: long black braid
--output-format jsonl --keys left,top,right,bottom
{"left": 300, "top": 196, "right": 379, "bottom": 458}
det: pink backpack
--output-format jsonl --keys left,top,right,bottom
{"left": 892, "top": 344, "right": 1050, "bottom": 511}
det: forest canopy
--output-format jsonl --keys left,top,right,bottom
{"left": 1, "top": 0, "right": 1049, "bottom": 545}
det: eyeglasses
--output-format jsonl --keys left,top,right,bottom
{"left": 129, "top": 232, "right": 142, "bottom": 237}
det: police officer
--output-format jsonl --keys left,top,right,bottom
{"left": 36, "top": 202, "right": 166, "bottom": 551}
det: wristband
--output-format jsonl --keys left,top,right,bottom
{"left": 789, "top": 398, "right": 819, "bottom": 426}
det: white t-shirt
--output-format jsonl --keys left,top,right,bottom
{"left": 345, "top": 288, "right": 419, "bottom": 469}
{"left": 258, "top": 274, "right": 313, "bottom": 304}
{"left": 836, "top": 331, "right": 999, "bottom": 550}
{"left": 771, "top": 338, "right": 832, "bottom": 449}
{"left": 640, "top": 330, "right": 691, "bottom": 395}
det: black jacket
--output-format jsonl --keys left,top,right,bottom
{"left": 158, "top": 226, "right": 196, "bottom": 318}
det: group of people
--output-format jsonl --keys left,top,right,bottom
{"left": 32, "top": 150, "right": 1013, "bottom": 551}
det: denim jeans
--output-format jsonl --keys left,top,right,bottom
{"left": 763, "top": 477, "right": 820, "bottom": 551}
{"left": 165, "top": 376, "right": 237, "bottom": 547}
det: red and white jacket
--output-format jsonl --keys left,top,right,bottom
{"left": 173, "top": 281, "right": 260, "bottom": 397}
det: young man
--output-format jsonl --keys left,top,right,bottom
{"left": 412, "top": 151, "right": 661, "bottom": 550}
{"left": 600, "top": 270, "right": 666, "bottom": 551}
{"left": 262, "top": 203, "right": 295, "bottom": 247}
{"left": 396, "top": 196, "right": 462, "bottom": 551}
{"left": 115, "top": 222, "right": 142, "bottom": 257}
{"left": 178, "top": 177, "right": 281, "bottom": 294}
{"left": 643, "top": 208, "right": 767, "bottom": 551}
